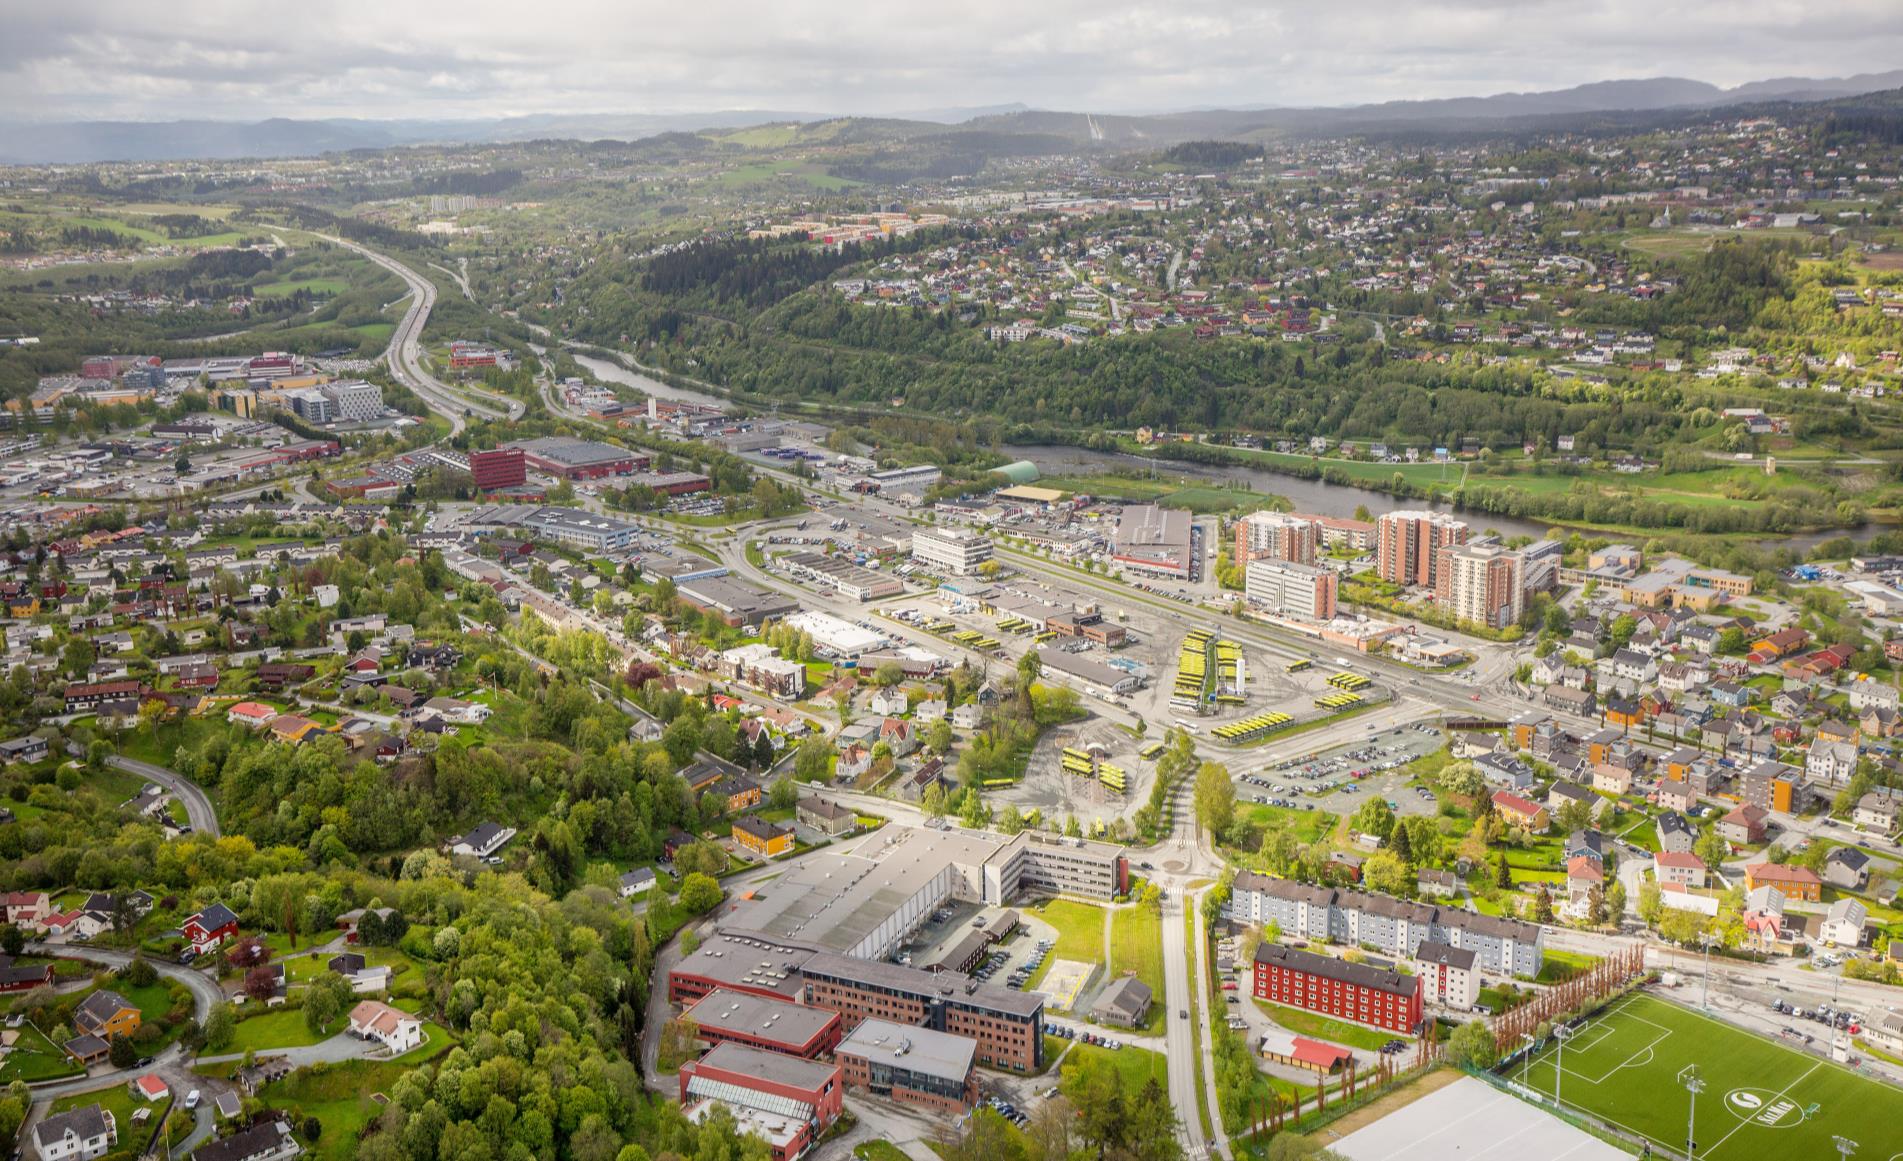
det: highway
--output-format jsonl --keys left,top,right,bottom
{"left": 317, "top": 234, "right": 522, "bottom": 433}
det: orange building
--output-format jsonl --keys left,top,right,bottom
{"left": 1744, "top": 862, "right": 1822, "bottom": 902}
{"left": 733, "top": 816, "right": 794, "bottom": 857}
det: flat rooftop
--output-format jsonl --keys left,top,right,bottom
{"left": 507, "top": 436, "right": 639, "bottom": 467}
{"left": 837, "top": 1017, "right": 976, "bottom": 1083}
{"left": 685, "top": 989, "right": 837, "bottom": 1048}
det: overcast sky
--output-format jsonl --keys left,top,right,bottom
{"left": 7, "top": 0, "right": 1903, "bottom": 122}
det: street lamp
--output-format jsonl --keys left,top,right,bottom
{"left": 1520, "top": 1032, "right": 1535, "bottom": 1088}
{"left": 1833, "top": 1136, "right": 1857, "bottom": 1161}
{"left": 1677, "top": 1065, "right": 1703, "bottom": 1160}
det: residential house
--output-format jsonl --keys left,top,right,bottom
{"left": 181, "top": 902, "right": 240, "bottom": 953}
{"left": 1744, "top": 862, "right": 1822, "bottom": 901}
{"left": 448, "top": 822, "right": 516, "bottom": 859}
{"left": 1819, "top": 898, "right": 1868, "bottom": 948}
{"left": 1715, "top": 803, "right": 1769, "bottom": 845}
{"left": 189, "top": 1119, "right": 302, "bottom": 1161}
{"left": 618, "top": 868, "right": 657, "bottom": 898}
{"left": 31, "top": 1104, "right": 117, "bottom": 1161}
{"left": 1489, "top": 790, "right": 1549, "bottom": 832}
{"left": 1592, "top": 764, "right": 1634, "bottom": 796}
{"left": 1653, "top": 851, "right": 1708, "bottom": 888}
{"left": 1854, "top": 790, "right": 1901, "bottom": 834}
{"left": 347, "top": 1000, "right": 423, "bottom": 1053}
{"left": 1565, "top": 856, "right": 1604, "bottom": 899}
{"left": 1416, "top": 868, "right": 1459, "bottom": 898}
{"left": 0, "top": 735, "right": 48, "bottom": 764}
{"left": 1657, "top": 780, "right": 1696, "bottom": 814}
{"left": 73, "top": 989, "right": 142, "bottom": 1040}
{"left": 1823, "top": 846, "right": 1871, "bottom": 891}
{"left": 1655, "top": 812, "right": 1696, "bottom": 854}
{"left": 733, "top": 816, "right": 795, "bottom": 858}
{"left": 879, "top": 718, "right": 919, "bottom": 757}
{"left": 1806, "top": 738, "right": 1860, "bottom": 787}
{"left": 1563, "top": 830, "right": 1605, "bottom": 865}
{"left": 796, "top": 796, "right": 857, "bottom": 837}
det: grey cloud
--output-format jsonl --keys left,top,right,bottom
{"left": 2, "top": 0, "right": 1901, "bottom": 122}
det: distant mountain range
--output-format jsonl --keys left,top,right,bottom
{"left": 4, "top": 72, "right": 1903, "bottom": 164}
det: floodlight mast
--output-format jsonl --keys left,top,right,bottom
{"left": 1677, "top": 1064, "right": 1704, "bottom": 1159}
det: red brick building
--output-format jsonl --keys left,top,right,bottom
{"left": 1252, "top": 943, "right": 1422, "bottom": 1034}
{"left": 834, "top": 1018, "right": 979, "bottom": 1115}
{"left": 678, "top": 1043, "right": 843, "bottom": 1161}
{"left": 469, "top": 447, "right": 527, "bottom": 491}
{"left": 684, "top": 989, "right": 843, "bottom": 1059}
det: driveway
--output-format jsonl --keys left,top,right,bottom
{"left": 106, "top": 754, "right": 221, "bottom": 837}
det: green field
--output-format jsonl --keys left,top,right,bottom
{"left": 251, "top": 277, "right": 347, "bottom": 297}
{"left": 1058, "top": 1038, "right": 1169, "bottom": 1091}
{"left": 228, "top": 1006, "right": 331, "bottom": 1053}
{"left": 1518, "top": 992, "right": 1898, "bottom": 1160}
{"left": 1107, "top": 905, "right": 1166, "bottom": 1032}
{"left": 1252, "top": 998, "right": 1394, "bottom": 1052}
{"left": 1027, "top": 898, "right": 1104, "bottom": 987}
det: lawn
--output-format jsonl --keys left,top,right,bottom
{"left": 1517, "top": 992, "right": 1899, "bottom": 1161}
{"left": 0, "top": 1020, "right": 83, "bottom": 1082}
{"left": 1252, "top": 998, "right": 1394, "bottom": 1052}
{"left": 1535, "top": 948, "right": 1602, "bottom": 985}
{"left": 263, "top": 1059, "right": 410, "bottom": 1161}
{"left": 52, "top": 1083, "right": 147, "bottom": 1143}
{"left": 1060, "top": 1039, "right": 1169, "bottom": 1093}
{"left": 1026, "top": 898, "right": 1105, "bottom": 987}
{"left": 1225, "top": 446, "right": 1467, "bottom": 489}
{"left": 228, "top": 1007, "right": 331, "bottom": 1053}
{"left": 1108, "top": 905, "right": 1167, "bottom": 1032}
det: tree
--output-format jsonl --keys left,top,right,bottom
{"left": 1349, "top": 797, "right": 1395, "bottom": 841}
{"left": 203, "top": 1002, "right": 236, "bottom": 1051}
{"left": 1438, "top": 761, "right": 1487, "bottom": 799}
{"left": 1387, "top": 820, "right": 1414, "bottom": 864}
{"left": 0, "top": 924, "right": 21, "bottom": 956}
{"left": 1693, "top": 827, "right": 1729, "bottom": 870}
{"left": 1017, "top": 650, "right": 1042, "bottom": 685}
{"left": 1362, "top": 850, "right": 1411, "bottom": 896}
{"left": 1639, "top": 879, "right": 1664, "bottom": 926}
{"left": 921, "top": 782, "right": 948, "bottom": 818}
{"left": 679, "top": 872, "right": 724, "bottom": 915}
{"left": 768, "top": 776, "right": 798, "bottom": 810}
{"left": 305, "top": 972, "right": 352, "bottom": 1034}
{"left": 108, "top": 1035, "right": 137, "bottom": 1069}
{"left": 1606, "top": 879, "right": 1627, "bottom": 921}
{"left": 1194, "top": 761, "right": 1236, "bottom": 837}
{"left": 1532, "top": 885, "right": 1555, "bottom": 925}
{"left": 874, "top": 661, "right": 905, "bottom": 688}
{"left": 1446, "top": 1019, "right": 1498, "bottom": 1068}
{"left": 927, "top": 719, "right": 954, "bottom": 754}
{"left": 1716, "top": 627, "right": 1748, "bottom": 656}
{"left": 1659, "top": 908, "right": 1706, "bottom": 947}
{"left": 1555, "top": 797, "right": 1595, "bottom": 836}
{"left": 1587, "top": 884, "right": 1608, "bottom": 926}
{"left": 243, "top": 965, "right": 279, "bottom": 1002}
{"left": 1495, "top": 851, "right": 1511, "bottom": 889}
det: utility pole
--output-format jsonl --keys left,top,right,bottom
{"left": 1677, "top": 1065, "right": 1703, "bottom": 1160}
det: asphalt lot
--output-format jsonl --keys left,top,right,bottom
{"left": 1232, "top": 724, "right": 1447, "bottom": 818}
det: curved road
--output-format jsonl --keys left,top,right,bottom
{"left": 107, "top": 754, "right": 220, "bottom": 838}
{"left": 317, "top": 234, "right": 521, "bottom": 433}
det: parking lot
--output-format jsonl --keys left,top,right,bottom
{"left": 1231, "top": 723, "right": 1447, "bottom": 817}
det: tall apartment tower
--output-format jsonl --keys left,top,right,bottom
{"left": 1376, "top": 510, "right": 1469, "bottom": 589}
{"left": 1438, "top": 543, "right": 1525, "bottom": 630}
{"left": 1233, "top": 511, "right": 1318, "bottom": 566}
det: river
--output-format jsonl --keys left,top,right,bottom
{"left": 1010, "top": 443, "right": 1555, "bottom": 540}
{"left": 571, "top": 352, "right": 732, "bottom": 410}
{"left": 1007, "top": 443, "right": 1873, "bottom": 554}
{"left": 559, "top": 356, "right": 1867, "bottom": 555}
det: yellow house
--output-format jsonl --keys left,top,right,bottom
{"left": 732, "top": 816, "right": 794, "bottom": 858}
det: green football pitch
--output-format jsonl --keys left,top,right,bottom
{"left": 1514, "top": 992, "right": 1902, "bottom": 1160}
